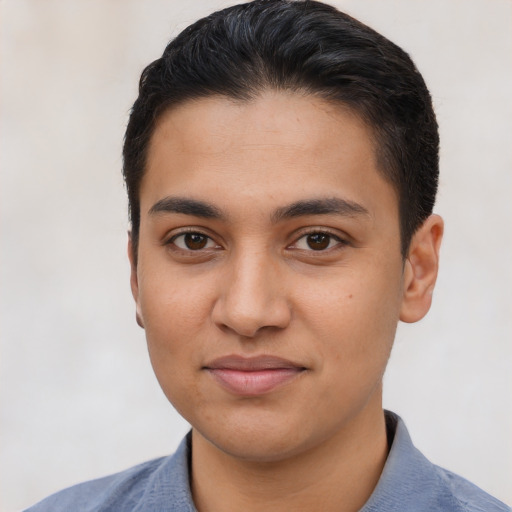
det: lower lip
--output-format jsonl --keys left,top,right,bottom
{"left": 207, "top": 368, "right": 304, "bottom": 396}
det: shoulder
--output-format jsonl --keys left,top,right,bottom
{"left": 24, "top": 457, "right": 170, "bottom": 512}
{"left": 24, "top": 436, "right": 195, "bottom": 512}
{"left": 431, "top": 464, "right": 511, "bottom": 512}
{"left": 361, "top": 412, "right": 511, "bottom": 512}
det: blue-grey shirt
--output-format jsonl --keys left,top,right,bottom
{"left": 25, "top": 412, "right": 510, "bottom": 511}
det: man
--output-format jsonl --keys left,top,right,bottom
{"left": 26, "top": 1, "right": 510, "bottom": 510}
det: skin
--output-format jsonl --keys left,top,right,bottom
{"left": 129, "top": 92, "right": 443, "bottom": 512}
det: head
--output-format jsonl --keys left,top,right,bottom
{"left": 122, "top": 0, "right": 443, "bottom": 465}
{"left": 123, "top": 0, "right": 439, "bottom": 262}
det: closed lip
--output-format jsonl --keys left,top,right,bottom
{"left": 204, "top": 354, "right": 306, "bottom": 371}
{"left": 203, "top": 355, "right": 307, "bottom": 396}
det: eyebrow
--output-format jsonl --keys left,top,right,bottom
{"left": 271, "top": 197, "right": 370, "bottom": 223}
{"left": 149, "top": 197, "right": 224, "bottom": 219}
{"left": 148, "top": 195, "right": 369, "bottom": 223}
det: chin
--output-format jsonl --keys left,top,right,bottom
{"left": 191, "top": 409, "right": 333, "bottom": 464}
{"left": 205, "top": 431, "right": 309, "bottom": 463}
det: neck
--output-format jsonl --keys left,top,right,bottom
{"left": 190, "top": 396, "right": 389, "bottom": 512}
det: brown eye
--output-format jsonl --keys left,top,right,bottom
{"left": 292, "top": 231, "right": 344, "bottom": 252}
{"left": 184, "top": 233, "right": 207, "bottom": 250}
{"left": 306, "top": 233, "right": 331, "bottom": 250}
{"left": 172, "top": 232, "right": 216, "bottom": 251}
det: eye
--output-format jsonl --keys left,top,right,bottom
{"left": 293, "top": 232, "right": 344, "bottom": 251}
{"left": 171, "top": 232, "right": 217, "bottom": 251}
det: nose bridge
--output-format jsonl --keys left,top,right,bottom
{"left": 231, "top": 246, "right": 274, "bottom": 303}
{"left": 213, "top": 243, "right": 290, "bottom": 337}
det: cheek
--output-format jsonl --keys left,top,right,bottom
{"left": 139, "top": 279, "right": 211, "bottom": 418}
{"left": 298, "top": 263, "right": 402, "bottom": 369}
{"left": 137, "top": 267, "right": 215, "bottom": 387}
{"left": 139, "top": 262, "right": 214, "bottom": 336}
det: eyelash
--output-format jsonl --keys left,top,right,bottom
{"left": 290, "top": 230, "right": 347, "bottom": 252}
{"left": 167, "top": 229, "right": 220, "bottom": 252}
{"left": 166, "top": 228, "right": 347, "bottom": 254}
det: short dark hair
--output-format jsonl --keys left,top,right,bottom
{"left": 123, "top": 0, "right": 439, "bottom": 259}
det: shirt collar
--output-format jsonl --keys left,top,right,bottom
{"left": 150, "top": 411, "right": 462, "bottom": 512}
{"left": 361, "top": 411, "right": 465, "bottom": 511}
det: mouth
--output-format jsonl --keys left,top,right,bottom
{"left": 203, "top": 355, "right": 307, "bottom": 396}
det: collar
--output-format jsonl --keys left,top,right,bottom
{"left": 143, "top": 411, "right": 470, "bottom": 511}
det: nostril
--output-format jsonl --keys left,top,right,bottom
{"left": 210, "top": 257, "right": 292, "bottom": 337}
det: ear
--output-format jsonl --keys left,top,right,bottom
{"left": 400, "top": 214, "right": 444, "bottom": 323}
{"left": 127, "top": 232, "right": 145, "bottom": 328}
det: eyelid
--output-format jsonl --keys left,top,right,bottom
{"left": 164, "top": 227, "right": 222, "bottom": 250}
{"left": 172, "top": 233, "right": 217, "bottom": 250}
{"left": 288, "top": 227, "right": 349, "bottom": 251}
{"left": 162, "top": 226, "right": 349, "bottom": 252}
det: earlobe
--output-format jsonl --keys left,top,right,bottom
{"left": 399, "top": 214, "right": 444, "bottom": 323}
{"left": 127, "top": 233, "right": 145, "bottom": 329}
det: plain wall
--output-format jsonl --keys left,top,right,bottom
{"left": 1, "top": 1, "right": 511, "bottom": 510}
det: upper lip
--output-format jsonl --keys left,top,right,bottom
{"left": 204, "top": 355, "right": 305, "bottom": 371}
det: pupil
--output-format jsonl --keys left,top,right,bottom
{"left": 307, "top": 233, "right": 330, "bottom": 250}
{"left": 185, "top": 233, "right": 207, "bottom": 250}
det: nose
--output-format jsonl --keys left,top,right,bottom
{"left": 211, "top": 249, "right": 291, "bottom": 338}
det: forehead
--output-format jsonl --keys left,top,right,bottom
{"left": 142, "top": 92, "right": 397, "bottom": 220}
{"left": 149, "top": 92, "right": 374, "bottom": 160}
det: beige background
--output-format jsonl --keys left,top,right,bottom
{"left": 1, "top": 1, "right": 511, "bottom": 510}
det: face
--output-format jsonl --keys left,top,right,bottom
{"left": 131, "top": 92, "right": 411, "bottom": 462}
